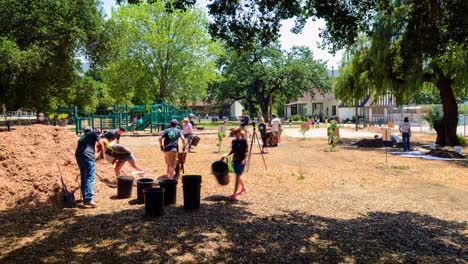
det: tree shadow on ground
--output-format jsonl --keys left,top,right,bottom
{"left": 0, "top": 202, "right": 466, "bottom": 263}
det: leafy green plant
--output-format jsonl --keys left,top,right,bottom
{"left": 327, "top": 121, "right": 339, "bottom": 151}
{"left": 292, "top": 114, "right": 301, "bottom": 121}
{"left": 423, "top": 106, "right": 443, "bottom": 131}
{"left": 457, "top": 134, "right": 466, "bottom": 146}
{"left": 226, "top": 157, "right": 234, "bottom": 173}
{"left": 217, "top": 128, "right": 226, "bottom": 153}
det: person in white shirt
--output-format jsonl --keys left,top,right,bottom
{"left": 399, "top": 117, "right": 411, "bottom": 151}
{"left": 270, "top": 114, "right": 281, "bottom": 146}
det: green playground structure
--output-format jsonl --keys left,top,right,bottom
{"left": 73, "top": 100, "right": 191, "bottom": 134}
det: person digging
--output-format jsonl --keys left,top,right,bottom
{"left": 221, "top": 127, "right": 249, "bottom": 201}
{"left": 75, "top": 127, "right": 107, "bottom": 208}
{"left": 159, "top": 119, "right": 186, "bottom": 179}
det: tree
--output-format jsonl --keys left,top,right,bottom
{"left": 103, "top": 1, "right": 222, "bottom": 105}
{"left": 335, "top": 0, "right": 468, "bottom": 146}
{"left": 211, "top": 43, "right": 330, "bottom": 120}
{"left": 208, "top": 0, "right": 376, "bottom": 53}
{"left": 0, "top": 0, "right": 106, "bottom": 113}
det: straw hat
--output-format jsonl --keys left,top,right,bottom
{"left": 183, "top": 118, "right": 189, "bottom": 123}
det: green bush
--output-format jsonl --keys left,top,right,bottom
{"left": 457, "top": 134, "right": 466, "bottom": 146}
{"left": 424, "top": 106, "right": 443, "bottom": 130}
{"left": 292, "top": 114, "right": 301, "bottom": 121}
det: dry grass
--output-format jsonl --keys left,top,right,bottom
{"left": 0, "top": 129, "right": 467, "bottom": 263}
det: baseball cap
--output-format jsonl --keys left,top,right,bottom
{"left": 170, "top": 119, "right": 178, "bottom": 126}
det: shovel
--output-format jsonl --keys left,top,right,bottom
{"left": 57, "top": 164, "right": 75, "bottom": 208}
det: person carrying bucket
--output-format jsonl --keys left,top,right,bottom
{"left": 182, "top": 118, "right": 194, "bottom": 152}
{"left": 159, "top": 119, "right": 186, "bottom": 179}
{"left": 221, "top": 127, "right": 249, "bottom": 201}
{"left": 75, "top": 127, "right": 107, "bottom": 208}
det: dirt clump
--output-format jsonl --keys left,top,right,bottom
{"left": 427, "top": 149, "right": 465, "bottom": 159}
{"left": 0, "top": 125, "right": 115, "bottom": 209}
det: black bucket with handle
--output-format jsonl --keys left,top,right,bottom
{"left": 211, "top": 160, "right": 229, "bottom": 185}
{"left": 136, "top": 178, "right": 154, "bottom": 204}
{"left": 117, "top": 176, "right": 134, "bottom": 199}
{"left": 144, "top": 187, "right": 164, "bottom": 217}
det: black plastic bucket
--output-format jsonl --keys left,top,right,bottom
{"left": 159, "top": 179, "right": 178, "bottom": 206}
{"left": 191, "top": 136, "right": 200, "bottom": 146}
{"left": 143, "top": 187, "right": 164, "bottom": 217}
{"left": 211, "top": 161, "right": 229, "bottom": 185}
{"left": 182, "top": 175, "right": 202, "bottom": 210}
{"left": 117, "top": 176, "right": 134, "bottom": 199}
{"left": 136, "top": 178, "right": 154, "bottom": 204}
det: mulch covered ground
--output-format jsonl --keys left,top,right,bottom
{"left": 0, "top": 127, "right": 467, "bottom": 263}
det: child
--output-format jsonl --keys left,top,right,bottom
{"left": 222, "top": 127, "right": 249, "bottom": 201}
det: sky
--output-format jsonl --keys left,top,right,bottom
{"left": 100, "top": 0, "right": 343, "bottom": 69}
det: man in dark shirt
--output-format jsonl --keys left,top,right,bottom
{"left": 258, "top": 117, "right": 269, "bottom": 153}
{"left": 75, "top": 127, "right": 106, "bottom": 207}
{"left": 159, "top": 119, "right": 186, "bottom": 179}
{"left": 102, "top": 128, "right": 126, "bottom": 144}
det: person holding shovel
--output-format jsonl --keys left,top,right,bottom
{"left": 221, "top": 127, "right": 249, "bottom": 201}
{"left": 159, "top": 119, "right": 186, "bottom": 179}
{"left": 75, "top": 127, "right": 106, "bottom": 208}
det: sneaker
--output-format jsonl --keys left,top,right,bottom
{"left": 84, "top": 200, "right": 97, "bottom": 208}
{"left": 229, "top": 194, "right": 237, "bottom": 201}
{"left": 238, "top": 188, "right": 248, "bottom": 195}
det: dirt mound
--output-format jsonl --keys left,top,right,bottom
{"left": 0, "top": 125, "right": 115, "bottom": 209}
{"left": 426, "top": 149, "right": 465, "bottom": 159}
{"left": 354, "top": 138, "right": 393, "bottom": 148}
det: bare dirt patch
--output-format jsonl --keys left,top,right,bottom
{"left": 0, "top": 128, "right": 467, "bottom": 263}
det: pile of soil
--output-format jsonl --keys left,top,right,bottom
{"left": 426, "top": 149, "right": 465, "bottom": 159}
{"left": 354, "top": 138, "right": 393, "bottom": 148}
{"left": 0, "top": 125, "right": 115, "bottom": 208}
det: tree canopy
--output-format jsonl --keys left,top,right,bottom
{"left": 334, "top": 0, "right": 468, "bottom": 145}
{"left": 0, "top": 0, "right": 107, "bottom": 112}
{"left": 211, "top": 43, "right": 330, "bottom": 120}
{"left": 102, "top": 1, "right": 223, "bottom": 106}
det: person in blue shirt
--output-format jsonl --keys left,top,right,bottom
{"left": 75, "top": 127, "right": 106, "bottom": 208}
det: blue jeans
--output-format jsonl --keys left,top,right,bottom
{"left": 76, "top": 157, "right": 96, "bottom": 202}
{"left": 402, "top": 132, "right": 410, "bottom": 151}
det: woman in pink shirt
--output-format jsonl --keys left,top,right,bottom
{"left": 182, "top": 118, "right": 194, "bottom": 151}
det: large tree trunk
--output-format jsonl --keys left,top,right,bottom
{"left": 435, "top": 72, "right": 459, "bottom": 146}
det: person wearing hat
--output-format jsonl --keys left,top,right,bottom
{"left": 75, "top": 127, "right": 107, "bottom": 208}
{"left": 188, "top": 113, "right": 196, "bottom": 129}
{"left": 159, "top": 119, "right": 186, "bottom": 179}
{"left": 182, "top": 117, "right": 194, "bottom": 152}
{"left": 270, "top": 114, "right": 281, "bottom": 146}
{"left": 222, "top": 127, "right": 249, "bottom": 201}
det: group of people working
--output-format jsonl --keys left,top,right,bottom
{"left": 74, "top": 114, "right": 198, "bottom": 208}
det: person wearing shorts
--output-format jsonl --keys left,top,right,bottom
{"left": 103, "top": 141, "right": 144, "bottom": 177}
{"left": 182, "top": 117, "right": 194, "bottom": 152}
{"left": 222, "top": 127, "right": 249, "bottom": 201}
{"left": 159, "top": 119, "right": 186, "bottom": 179}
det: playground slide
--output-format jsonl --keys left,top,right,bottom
{"left": 128, "top": 115, "right": 151, "bottom": 131}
